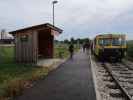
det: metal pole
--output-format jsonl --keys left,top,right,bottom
{"left": 53, "top": 3, "right": 55, "bottom": 26}
{"left": 52, "top": 1, "right": 58, "bottom": 26}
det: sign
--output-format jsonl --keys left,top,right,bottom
{"left": 20, "top": 35, "right": 29, "bottom": 42}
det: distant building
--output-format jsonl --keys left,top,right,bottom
{"left": 0, "top": 39, "right": 14, "bottom": 44}
{"left": 0, "top": 29, "right": 14, "bottom": 44}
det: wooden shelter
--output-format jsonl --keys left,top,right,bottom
{"left": 10, "top": 23, "right": 63, "bottom": 63}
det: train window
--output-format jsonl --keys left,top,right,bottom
{"left": 98, "top": 39, "right": 103, "bottom": 45}
{"left": 103, "top": 39, "right": 111, "bottom": 46}
{"left": 98, "top": 39, "right": 111, "bottom": 46}
{"left": 112, "top": 38, "right": 121, "bottom": 46}
{"left": 112, "top": 38, "right": 126, "bottom": 46}
{"left": 121, "top": 40, "right": 126, "bottom": 45}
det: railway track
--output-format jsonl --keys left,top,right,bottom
{"left": 102, "top": 62, "right": 133, "bottom": 100}
{"left": 89, "top": 51, "right": 133, "bottom": 100}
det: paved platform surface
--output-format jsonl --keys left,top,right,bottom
{"left": 15, "top": 51, "right": 96, "bottom": 100}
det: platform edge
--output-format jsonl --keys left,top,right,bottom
{"left": 89, "top": 52, "right": 102, "bottom": 100}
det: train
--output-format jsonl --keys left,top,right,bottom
{"left": 92, "top": 34, "right": 127, "bottom": 61}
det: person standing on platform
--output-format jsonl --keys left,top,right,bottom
{"left": 83, "top": 43, "right": 86, "bottom": 52}
{"left": 69, "top": 43, "right": 74, "bottom": 59}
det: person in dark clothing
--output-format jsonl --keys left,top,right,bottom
{"left": 69, "top": 44, "right": 74, "bottom": 59}
{"left": 83, "top": 44, "right": 86, "bottom": 52}
{"left": 83, "top": 43, "right": 90, "bottom": 53}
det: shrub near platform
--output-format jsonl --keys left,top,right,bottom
{"left": 0, "top": 64, "right": 49, "bottom": 99}
{"left": 127, "top": 40, "right": 133, "bottom": 59}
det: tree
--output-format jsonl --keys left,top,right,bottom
{"left": 64, "top": 39, "right": 69, "bottom": 44}
{"left": 70, "top": 37, "right": 75, "bottom": 44}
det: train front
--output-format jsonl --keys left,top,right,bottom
{"left": 98, "top": 34, "right": 127, "bottom": 61}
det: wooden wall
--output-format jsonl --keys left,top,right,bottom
{"left": 15, "top": 30, "right": 38, "bottom": 63}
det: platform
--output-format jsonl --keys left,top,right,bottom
{"left": 15, "top": 51, "right": 96, "bottom": 100}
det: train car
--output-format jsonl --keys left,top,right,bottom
{"left": 92, "top": 34, "right": 127, "bottom": 61}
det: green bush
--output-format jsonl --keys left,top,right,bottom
{"left": 0, "top": 46, "right": 14, "bottom": 63}
{"left": 127, "top": 40, "right": 133, "bottom": 58}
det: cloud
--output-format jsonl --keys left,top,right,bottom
{"left": 0, "top": 0, "right": 133, "bottom": 40}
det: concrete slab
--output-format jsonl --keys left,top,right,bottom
{"left": 37, "top": 59, "right": 65, "bottom": 67}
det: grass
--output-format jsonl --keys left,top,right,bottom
{"left": 0, "top": 43, "right": 80, "bottom": 99}
{"left": 0, "top": 46, "right": 49, "bottom": 99}
{"left": 0, "top": 46, "right": 14, "bottom": 63}
{"left": 126, "top": 40, "right": 133, "bottom": 61}
{"left": 127, "top": 40, "right": 133, "bottom": 58}
{"left": 54, "top": 43, "right": 80, "bottom": 58}
{"left": 54, "top": 44, "right": 69, "bottom": 58}
{"left": 0, "top": 63, "right": 49, "bottom": 99}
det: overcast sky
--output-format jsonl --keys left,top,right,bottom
{"left": 0, "top": 0, "right": 133, "bottom": 40}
